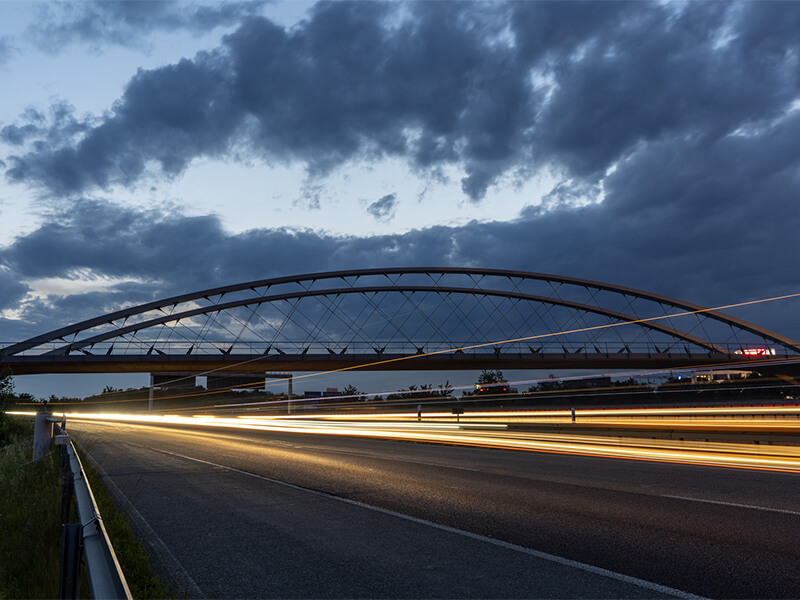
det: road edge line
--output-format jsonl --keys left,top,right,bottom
{"left": 120, "top": 439, "right": 706, "bottom": 600}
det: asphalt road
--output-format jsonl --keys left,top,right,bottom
{"left": 69, "top": 419, "right": 800, "bottom": 599}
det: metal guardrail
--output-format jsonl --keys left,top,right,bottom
{"left": 55, "top": 424, "right": 132, "bottom": 600}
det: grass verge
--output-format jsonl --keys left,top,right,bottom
{"left": 0, "top": 417, "right": 61, "bottom": 599}
{"left": 0, "top": 414, "right": 168, "bottom": 599}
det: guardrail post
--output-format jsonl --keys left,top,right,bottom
{"left": 59, "top": 442, "right": 74, "bottom": 524}
{"left": 33, "top": 409, "right": 54, "bottom": 460}
{"left": 59, "top": 524, "right": 82, "bottom": 599}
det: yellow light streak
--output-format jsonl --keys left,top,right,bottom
{"left": 232, "top": 404, "right": 800, "bottom": 422}
{"left": 30, "top": 409, "right": 800, "bottom": 474}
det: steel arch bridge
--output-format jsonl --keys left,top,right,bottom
{"left": 2, "top": 267, "right": 799, "bottom": 376}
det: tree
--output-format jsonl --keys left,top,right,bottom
{"left": 0, "top": 361, "right": 13, "bottom": 411}
{"left": 535, "top": 379, "right": 565, "bottom": 392}
{"left": 384, "top": 382, "right": 454, "bottom": 401}
{"left": 342, "top": 384, "right": 364, "bottom": 401}
{"left": 385, "top": 385, "right": 423, "bottom": 401}
{"left": 436, "top": 380, "right": 454, "bottom": 397}
{"left": 0, "top": 360, "right": 18, "bottom": 446}
{"left": 477, "top": 370, "right": 507, "bottom": 385}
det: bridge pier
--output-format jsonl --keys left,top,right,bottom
{"left": 264, "top": 373, "right": 293, "bottom": 413}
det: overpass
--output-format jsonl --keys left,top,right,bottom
{"left": 2, "top": 267, "right": 799, "bottom": 375}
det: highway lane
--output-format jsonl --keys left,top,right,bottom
{"left": 68, "top": 419, "right": 800, "bottom": 599}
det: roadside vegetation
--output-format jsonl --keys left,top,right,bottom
{"left": 0, "top": 366, "right": 167, "bottom": 599}
{"left": 1, "top": 362, "right": 63, "bottom": 598}
{"left": 0, "top": 416, "right": 62, "bottom": 599}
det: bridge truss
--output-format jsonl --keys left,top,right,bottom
{"left": 3, "top": 268, "right": 799, "bottom": 375}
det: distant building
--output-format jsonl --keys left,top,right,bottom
{"left": 691, "top": 370, "right": 753, "bottom": 384}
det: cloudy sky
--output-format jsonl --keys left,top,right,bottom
{"left": 2, "top": 1, "right": 800, "bottom": 397}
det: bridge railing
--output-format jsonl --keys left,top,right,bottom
{"left": 4, "top": 340, "right": 795, "bottom": 358}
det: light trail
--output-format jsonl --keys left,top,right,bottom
{"left": 13, "top": 407, "right": 800, "bottom": 474}
{"left": 231, "top": 403, "right": 800, "bottom": 423}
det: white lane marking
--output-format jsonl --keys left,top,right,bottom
{"left": 662, "top": 495, "right": 800, "bottom": 516}
{"left": 118, "top": 439, "right": 704, "bottom": 600}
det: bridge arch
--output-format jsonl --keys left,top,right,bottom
{"left": 3, "top": 267, "right": 798, "bottom": 374}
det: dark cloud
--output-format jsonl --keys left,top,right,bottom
{"left": 0, "top": 268, "right": 28, "bottom": 311}
{"left": 4, "top": 200, "right": 226, "bottom": 286}
{"left": 3, "top": 146, "right": 800, "bottom": 342}
{"left": 28, "top": 1, "right": 267, "bottom": 52}
{"left": 3, "top": 1, "right": 800, "bottom": 346}
{"left": 1, "top": 124, "right": 41, "bottom": 146}
{"left": 0, "top": 199, "right": 450, "bottom": 299}
{"left": 1, "top": 103, "right": 89, "bottom": 152}
{"left": 532, "top": 2, "right": 799, "bottom": 180}
{"left": 7, "top": 2, "right": 799, "bottom": 202}
{"left": 5, "top": 66, "right": 236, "bottom": 193}
{"left": 733, "top": 1, "right": 800, "bottom": 57}
{"left": 0, "top": 2, "right": 555, "bottom": 199}
{"left": 509, "top": 1, "right": 632, "bottom": 64}
{"left": 367, "top": 193, "right": 397, "bottom": 222}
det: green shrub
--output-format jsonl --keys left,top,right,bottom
{"left": 0, "top": 432, "right": 62, "bottom": 599}
{"left": 0, "top": 417, "right": 167, "bottom": 599}
{"left": 0, "top": 413, "right": 30, "bottom": 448}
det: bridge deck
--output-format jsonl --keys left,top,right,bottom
{"left": 1, "top": 352, "right": 782, "bottom": 375}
